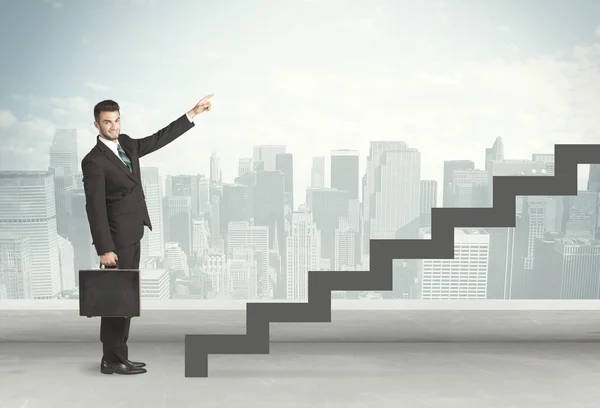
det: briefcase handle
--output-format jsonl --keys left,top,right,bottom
{"left": 99, "top": 259, "right": 120, "bottom": 269}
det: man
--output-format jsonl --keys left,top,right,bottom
{"left": 81, "top": 94, "right": 213, "bottom": 375}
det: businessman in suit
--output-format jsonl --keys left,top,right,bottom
{"left": 82, "top": 94, "right": 213, "bottom": 375}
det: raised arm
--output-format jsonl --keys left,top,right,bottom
{"left": 134, "top": 94, "right": 213, "bottom": 158}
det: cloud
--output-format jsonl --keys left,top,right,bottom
{"left": 10, "top": 94, "right": 92, "bottom": 114}
{"left": 0, "top": 94, "right": 100, "bottom": 171}
{"left": 85, "top": 82, "right": 111, "bottom": 92}
{"left": 0, "top": 110, "right": 17, "bottom": 128}
{"left": 0, "top": 115, "right": 57, "bottom": 171}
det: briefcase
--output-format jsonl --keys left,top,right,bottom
{"left": 79, "top": 263, "right": 141, "bottom": 318}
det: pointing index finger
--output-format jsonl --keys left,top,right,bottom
{"left": 200, "top": 94, "right": 214, "bottom": 103}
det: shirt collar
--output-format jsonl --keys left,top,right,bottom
{"left": 99, "top": 135, "right": 120, "bottom": 150}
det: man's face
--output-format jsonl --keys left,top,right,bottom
{"left": 95, "top": 111, "right": 120, "bottom": 141}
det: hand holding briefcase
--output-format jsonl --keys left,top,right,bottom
{"left": 79, "top": 261, "right": 141, "bottom": 318}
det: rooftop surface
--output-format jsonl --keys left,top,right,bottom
{"left": 2, "top": 300, "right": 600, "bottom": 407}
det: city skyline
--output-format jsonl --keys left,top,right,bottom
{"left": 2, "top": 131, "right": 600, "bottom": 302}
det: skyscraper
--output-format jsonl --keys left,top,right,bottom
{"left": 310, "top": 156, "right": 325, "bottom": 188}
{"left": 330, "top": 149, "right": 359, "bottom": 199}
{"left": 371, "top": 148, "right": 421, "bottom": 239}
{"left": 485, "top": 136, "right": 504, "bottom": 172}
{"left": 419, "top": 180, "right": 437, "bottom": 228}
{"left": 49, "top": 129, "right": 78, "bottom": 239}
{"left": 276, "top": 153, "right": 294, "bottom": 211}
{"left": 253, "top": 145, "right": 286, "bottom": 171}
{"left": 417, "top": 228, "right": 489, "bottom": 300}
{"left": 362, "top": 141, "right": 409, "bottom": 253}
{"left": 443, "top": 160, "right": 475, "bottom": 208}
{"left": 140, "top": 167, "right": 164, "bottom": 259}
{"left": 0, "top": 171, "right": 61, "bottom": 299}
{"left": 286, "top": 209, "right": 320, "bottom": 300}
{"left": 49, "top": 129, "right": 78, "bottom": 177}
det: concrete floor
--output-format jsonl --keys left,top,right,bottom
{"left": 3, "top": 301, "right": 600, "bottom": 407}
{"left": 2, "top": 342, "right": 600, "bottom": 407}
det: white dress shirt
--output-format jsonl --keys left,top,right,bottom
{"left": 98, "top": 112, "right": 194, "bottom": 165}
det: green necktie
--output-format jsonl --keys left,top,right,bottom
{"left": 117, "top": 144, "right": 133, "bottom": 172}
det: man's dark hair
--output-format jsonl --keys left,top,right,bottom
{"left": 94, "top": 100, "right": 120, "bottom": 122}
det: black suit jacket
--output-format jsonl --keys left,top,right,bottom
{"left": 81, "top": 113, "right": 195, "bottom": 256}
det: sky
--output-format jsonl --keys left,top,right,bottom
{"left": 1, "top": 0, "right": 600, "bottom": 205}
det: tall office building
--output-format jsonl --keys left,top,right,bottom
{"left": 166, "top": 174, "right": 206, "bottom": 218}
{"left": 192, "top": 216, "right": 211, "bottom": 257}
{"left": 210, "top": 153, "right": 222, "bottom": 185}
{"left": 276, "top": 153, "right": 294, "bottom": 211}
{"left": 362, "top": 141, "right": 409, "bottom": 253}
{"left": 419, "top": 180, "right": 437, "bottom": 228}
{"left": 306, "top": 188, "right": 350, "bottom": 264}
{"left": 562, "top": 191, "right": 598, "bottom": 240}
{"left": 0, "top": 233, "right": 32, "bottom": 299}
{"left": 49, "top": 129, "right": 78, "bottom": 177}
{"left": 371, "top": 148, "right": 421, "bottom": 239}
{"left": 286, "top": 210, "right": 321, "bottom": 301}
{"left": 238, "top": 158, "right": 253, "bottom": 176}
{"left": 452, "top": 169, "right": 488, "bottom": 208}
{"left": 510, "top": 196, "right": 564, "bottom": 298}
{"left": 485, "top": 136, "right": 504, "bottom": 172}
{"left": 254, "top": 170, "right": 285, "bottom": 256}
{"left": 140, "top": 167, "right": 164, "bottom": 259}
{"left": 57, "top": 235, "right": 75, "bottom": 292}
{"left": 532, "top": 234, "right": 600, "bottom": 299}
{"left": 311, "top": 156, "right": 325, "bottom": 188}
{"left": 417, "top": 228, "right": 489, "bottom": 300}
{"left": 49, "top": 129, "right": 78, "bottom": 238}
{"left": 227, "top": 221, "right": 270, "bottom": 298}
{"left": 331, "top": 149, "right": 359, "bottom": 200}
{"left": 253, "top": 145, "right": 286, "bottom": 172}
{"left": 443, "top": 160, "right": 475, "bottom": 208}
{"left": 219, "top": 183, "right": 252, "bottom": 247}
{"left": 165, "top": 242, "right": 189, "bottom": 277}
{"left": 200, "top": 251, "right": 228, "bottom": 298}
{"left": 140, "top": 269, "right": 170, "bottom": 299}
{"left": 0, "top": 171, "right": 61, "bottom": 299}
{"left": 334, "top": 217, "right": 355, "bottom": 270}
{"left": 164, "top": 196, "right": 192, "bottom": 256}
{"left": 228, "top": 247, "right": 259, "bottom": 299}
{"left": 196, "top": 176, "right": 210, "bottom": 214}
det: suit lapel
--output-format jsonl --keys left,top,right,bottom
{"left": 96, "top": 136, "right": 140, "bottom": 185}
{"left": 119, "top": 140, "right": 142, "bottom": 184}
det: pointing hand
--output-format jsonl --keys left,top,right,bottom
{"left": 190, "top": 94, "right": 214, "bottom": 116}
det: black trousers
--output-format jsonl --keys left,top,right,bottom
{"left": 100, "top": 240, "right": 140, "bottom": 363}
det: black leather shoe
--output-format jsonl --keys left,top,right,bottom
{"left": 101, "top": 360, "right": 147, "bottom": 375}
{"left": 124, "top": 359, "right": 146, "bottom": 368}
